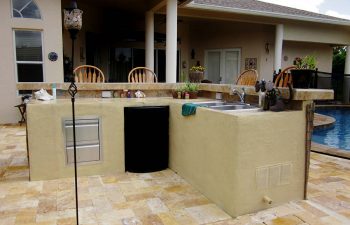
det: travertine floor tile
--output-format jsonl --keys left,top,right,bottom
{"left": 1, "top": 125, "right": 350, "bottom": 224}
{"left": 185, "top": 204, "right": 231, "bottom": 224}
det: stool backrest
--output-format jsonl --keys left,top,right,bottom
{"left": 73, "top": 65, "right": 105, "bottom": 83}
{"left": 128, "top": 67, "right": 157, "bottom": 83}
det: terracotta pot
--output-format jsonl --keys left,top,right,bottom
{"left": 189, "top": 91, "right": 198, "bottom": 99}
{"left": 291, "top": 69, "right": 314, "bottom": 89}
{"left": 189, "top": 71, "right": 204, "bottom": 83}
{"left": 172, "top": 91, "right": 177, "bottom": 99}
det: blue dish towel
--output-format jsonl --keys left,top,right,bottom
{"left": 182, "top": 103, "right": 198, "bottom": 116}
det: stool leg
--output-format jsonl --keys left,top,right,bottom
{"left": 19, "top": 107, "right": 26, "bottom": 125}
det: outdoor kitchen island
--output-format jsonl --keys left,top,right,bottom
{"left": 24, "top": 85, "right": 333, "bottom": 217}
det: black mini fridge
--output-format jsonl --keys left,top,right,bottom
{"left": 124, "top": 106, "right": 169, "bottom": 172}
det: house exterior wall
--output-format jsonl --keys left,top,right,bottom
{"left": 282, "top": 41, "right": 333, "bottom": 72}
{"left": 188, "top": 21, "right": 275, "bottom": 81}
{"left": 179, "top": 7, "right": 350, "bottom": 46}
{"left": 188, "top": 20, "right": 333, "bottom": 82}
{"left": 284, "top": 22, "right": 350, "bottom": 45}
{"left": 0, "top": 0, "right": 63, "bottom": 124}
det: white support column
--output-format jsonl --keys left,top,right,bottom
{"left": 145, "top": 11, "right": 154, "bottom": 71}
{"left": 274, "top": 24, "right": 284, "bottom": 73}
{"left": 166, "top": 0, "right": 177, "bottom": 83}
{"left": 345, "top": 46, "right": 350, "bottom": 74}
{"left": 343, "top": 46, "right": 350, "bottom": 103}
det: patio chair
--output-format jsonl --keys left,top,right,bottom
{"left": 128, "top": 67, "right": 157, "bottom": 83}
{"left": 274, "top": 66, "right": 296, "bottom": 87}
{"left": 236, "top": 69, "right": 258, "bottom": 85}
{"left": 73, "top": 65, "right": 105, "bottom": 83}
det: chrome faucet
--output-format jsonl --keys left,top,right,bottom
{"left": 231, "top": 87, "right": 246, "bottom": 103}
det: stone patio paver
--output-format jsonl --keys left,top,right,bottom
{"left": 0, "top": 125, "right": 350, "bottom": 224}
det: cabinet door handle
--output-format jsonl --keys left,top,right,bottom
{"left": 65, "top": 124, "right": 98, "bottom": 128}
{"left": 66, "top": 144, "right": 99, "bottom": 150}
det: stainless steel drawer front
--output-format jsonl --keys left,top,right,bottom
{"left": 64, "top": 117, "right": 101, "bottom": 165}
{"left": 65, "top": 124, "right": 99, "bottom": 146}
{"left": 66, "top": 145, "right": 100, "bottom": 164}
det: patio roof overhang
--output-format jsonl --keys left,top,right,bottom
{"left": 182, "top": 1, "right": 350, "bottom": 27}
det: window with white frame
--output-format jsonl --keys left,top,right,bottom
{"left": 12, "top": 0, "right": 41, "bottom": 19}
{"left": 14, "top": 30, "right": 44, "bottom": 83}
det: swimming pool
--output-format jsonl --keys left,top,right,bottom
{"left": 312, "top": 107, "right": 350, "bottom": 151}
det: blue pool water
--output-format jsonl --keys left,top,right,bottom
{"left": 312, "top": 108, "right": 350, "bottom": 151}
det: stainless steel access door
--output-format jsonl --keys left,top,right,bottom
{"left": 63, "top": 117, "right": 101, "bottom": 165}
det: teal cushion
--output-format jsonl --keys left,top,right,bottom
{"left": 182, "top": 103, "right": 198, "bottom": 116}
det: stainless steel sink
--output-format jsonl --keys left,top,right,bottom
{"left": 209, "top": 104, "right": 256, "bottom": 110}
{"left": 194, "top": 101, "right": 226, "bottom": 107}
{"left": 193, "top": 101, "right": 258, "bottom": 111}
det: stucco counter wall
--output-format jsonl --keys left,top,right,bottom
{"left": 27, "top": 98, "right": 177, "bottom": 180}
{"left": 169, "top": 102, "right": 309, "bottom": 217}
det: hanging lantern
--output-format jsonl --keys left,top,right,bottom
{"left": 63, "top": 8, "right": 83, "bottom": 31}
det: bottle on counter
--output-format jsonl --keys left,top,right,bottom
{"left": 177, "top": 91, "right": 182, "bottom": 99}
{"left": 52, "top": 83, "right": 56, "bottom": 99}
{"left": 185, "top": 92, "right": 190, "bottom": 99}
{"left": 122, "top": 89, "right": 128, "bottom": 98}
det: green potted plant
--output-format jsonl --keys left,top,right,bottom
{"left": 172, "top": 83, "right": 199, "bottom": 99}
{"left": 291, "top": 55, "right": 317, "bottom": 88}
{"left": 184, "top": 82, "right": 199, "bottom": 99}
{"left": 189, "top": 66, "right": 205, "bottom": 83}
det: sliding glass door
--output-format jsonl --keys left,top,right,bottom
{"left": 205, "top": 49, "right": 241, "bottom": 84}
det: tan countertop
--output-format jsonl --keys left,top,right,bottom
{"left": 18, "top": 82, "right": 334, "bottom": 101}
{"left": 27, "top": 97, "right": 203, "bottom": 105}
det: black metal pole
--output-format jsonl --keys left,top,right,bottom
{"left": 68, "top": 29, "right": 79, "bottom": 225}
{"left": 68, "top": 81, "right": 79, "bottom": 225}
{"left": 71, "top": 88, "right": 79, "bottom": 225}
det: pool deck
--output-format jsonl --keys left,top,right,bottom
{"left": 313, "top": 113, "right": 335, "bottom": 130}
{"left": 312, "top": 113, "right": 350, "bottom": 159}
{"left": 1, "top": 125, "right": 350, "bottom": 225}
